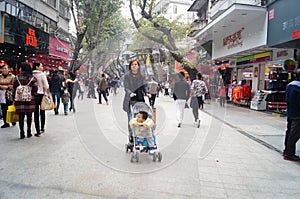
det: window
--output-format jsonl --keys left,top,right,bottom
{"left": 47, "top": 0, "right": 56, "bottom": 8}
{"left": 173, "top": 5, "right": 177, "bottom": 14}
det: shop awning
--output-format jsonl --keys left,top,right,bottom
{"left": 195, "top": 3, "right": 266, "bottom": 46}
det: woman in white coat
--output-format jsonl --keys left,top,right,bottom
{"left": 32, "top": 62, "right": 49, "bottom": 137}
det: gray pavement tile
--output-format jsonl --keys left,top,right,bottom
{"left": 200, "top": 186, "right": 227, "bottom": 198}
{"left": 225, "top": 188, "right": 253, "bottom": 199}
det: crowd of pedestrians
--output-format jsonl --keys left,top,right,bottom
{"left": 1, "top": 58, "right": 299, "bottom": 163}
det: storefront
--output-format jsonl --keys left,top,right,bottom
{"left": 0, "top": 12, "right": 49, "bottom": 72}
{"left": 251, "top": 0, "right": 300, "bottom": 113}
{"left": 194, "top": 3, "right": 269, "bottom": 105}
{"left": 27, "top": 35, "right": 71, "bottom": 74}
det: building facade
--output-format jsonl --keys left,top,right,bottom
{"left": 0, "top": 0, "right": 71, "bottom": 72}
{"left": 188, "top": 0, "right": 299, "bottom": 112}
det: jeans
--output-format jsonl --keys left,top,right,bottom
{"left": 284, "top": 118, "right": 300, "bottom": 156}
{"left": 51, "top": 91, "right": 61, "bottom": 112}
{"left": 63, "top": 103, "right": 69, "bottom": 113}
{"left": 34, "top": 94, "right": 45, "bottom": 133}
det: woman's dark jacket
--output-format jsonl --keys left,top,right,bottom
{"left": 122, "top": 72, "right": 148, "bottom": 112}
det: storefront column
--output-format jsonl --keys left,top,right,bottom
{"left": 252, "top": 64, "right": 259, "bottom": 94}
{"left": 237, "top": 68, "right": 243, "bottom": 83}
{"left": 258, "top": 63, "right": 265, "bottom": 90}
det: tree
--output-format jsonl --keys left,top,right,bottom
{"left": 69, "top": 0, "right": 124, "bottom": 73}
{"left": 129, "top": 0, "right": 198, "bottom": 80}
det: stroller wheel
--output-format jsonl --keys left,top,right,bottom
{"left": 153, "top": 152, "right": 157, "bottom": 162}
{"left": 158, "top": 152, "right": 162, "bottom": 162}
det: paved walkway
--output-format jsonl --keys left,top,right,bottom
{"left": 0, "top": 91, "right": 299, "bottom": 198}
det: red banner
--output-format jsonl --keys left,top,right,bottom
{"left": 49, "top": 36, "right": 70, "bottom": 59}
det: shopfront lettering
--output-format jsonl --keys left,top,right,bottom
{"left": 56, "top": 46, "right": 68, "bottom": 54}
{"left": 276, "top": 50, "right": 288, "bottom": 58}
{"left": 223, "top": 27, "right": 244, "bottom": 49}
{"left": 26, "top": 28, "right": 37, "bottom": 47}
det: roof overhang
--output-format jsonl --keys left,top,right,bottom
{"left": 188, "top": 0, "right": 207, "bottom": 12}
{"left": 195, "top": 3, "right": 266, "bottom": 45}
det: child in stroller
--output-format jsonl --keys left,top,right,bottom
{"left": 126, "top": 102, "right": 162, "bottom": 162}
{"left": 129, "top": 111, "right": 155, "bottom": 154}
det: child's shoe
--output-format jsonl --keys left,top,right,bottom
{"left": 149, "top": 147, "right": 155, "bottom": 155}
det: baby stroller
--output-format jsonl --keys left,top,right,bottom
{"left": 125, "top": 102, "right": 162, "bottom": 162}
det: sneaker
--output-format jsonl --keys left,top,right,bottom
{"left": 12, "top": 122, "right": 16, "bottom": 126}
{"left": 283, "top": 154, "right": 300, "bottom": 162}
{"left": 40, "top": 129, "right": 45, "bottom": 133}
{"left": 34, "top": 133, "right": 41, "bottom": 137}
{"left": 1, "top": 123, "right": 10, "bottom": 128}
{"left": 177, "top": 123, "right": 181, "bottom": 128}
{"left": 149, "top": 149, "right": 155, "bottom": 155}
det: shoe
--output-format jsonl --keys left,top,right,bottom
{"left": 20, "top": 135, "right": 25, "bottom": 139}
{"left": 283, "top": 154, "right": 300, "bottom": 162}
{"left": 27, "top": 134, "right": 32, "bottom": 138}
{"left": 34, "top": 133, "right": 41, "bottom": 137}
{"left": 177, "top": 123, "right": 181, "bottom": 128}
{"left": 98, "top": 102, "right": 102, "bottom": 104}
{"left": 64, "top": 112, "right": 68, "bottom": 115}
{"left": 149, "top": 147, "right": 155, "bottom": 155}
{"left": 40, "top": 129, "right": 45, "bottom": 133}
{"left": 1, "top": 123, "right": 10, "bottom": 128}
{"left": 196, "top": 119, "right": 200, "bottom": 128}
{"left": 12, "top": 122, "right": 16, "bottom": 126}
{"left": 106, "top": 101, "right": 109, "bottom": 105}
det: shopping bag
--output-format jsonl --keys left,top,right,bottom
{"left": 6, "top": 105, "right": 19, "bottom": 123}
{"left": 41, "top": 94, "right": 54, "bottom": 110}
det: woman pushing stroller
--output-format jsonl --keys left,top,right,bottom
{"left": 122, "top": 59, "right": 151, "bottom": 146}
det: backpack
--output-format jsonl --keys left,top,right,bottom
{"left": 15, "top": 76, "right": 34, "bottom": 102}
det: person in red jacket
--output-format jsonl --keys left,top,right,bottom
{"left": 218, "top": 84, "right": 226, "bottom": 107}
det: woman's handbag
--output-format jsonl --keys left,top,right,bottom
{"left": 41, "top": 93, "right": 55, "bottom": 111}
{"left": 6, "top": 105, "right": 19, "bottom": 123}
{"left": 0, "top": 90, "right": 6, "bottom": 104}
{"left": 6, "top": 90, "right": 13, "bottom": 102}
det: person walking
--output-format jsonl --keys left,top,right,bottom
{"left": 218, "top": 84, "right": 226, "bottom": 107}
{"left": 190, "top": 73, "right": 207, "bottom": 128}
{"left": 61, "top": 86, "right": 70, "bottom": 115}
{"left": 32, "top": 62, "right": 49, "bottom": 136}
{"left": 66, "top": 72, "right": 79, "bottom": 113}
{"left": 0, "top": 64, "right": 15, "bottom": 128}
{"left": 97, "top": 74, "right": 109, "bottom": 105}
{"left": 148, "top": 78, "right": 159, "bottom": 108}
{"left": 283, "top": 69, "right": 300, "bottom": 161}
{"left": 49, "top": 69, "right": 62, "bottom": 115}
{"left": 122, "top": 59, "right": 151, "bottom": 145}
{"left": 13, "top": 62, "right": 38, "bottom": 139}
{"left": 173, "top": 72, "right": 190, "bottom": 128}
{"left": 77, "top": 78, "right": 85, "bottom": 100}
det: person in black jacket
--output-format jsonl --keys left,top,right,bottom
{"left": 49, "top": 69, "right": 62, "bottom": 115}
{"left": 173, "top": 72, "right": 190, "bottom": 128}
{"left": 283, "top": 69, "right": 300, "bottom": 161}
{"left": 123, "top": 59, "right": 151, "bottom": 144}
